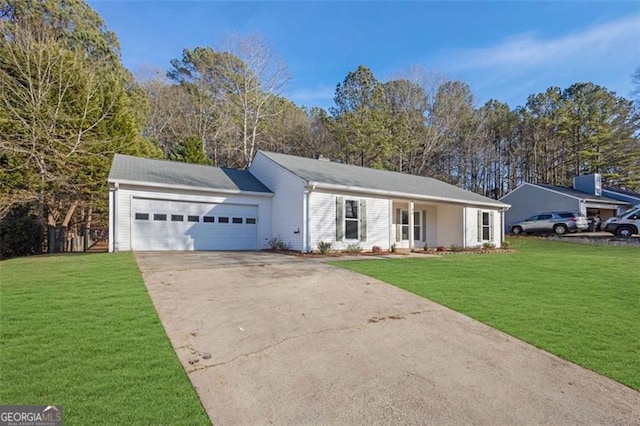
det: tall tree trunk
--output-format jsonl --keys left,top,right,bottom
{"left": 84, "top": 202, "right": 93, "bottom": 251}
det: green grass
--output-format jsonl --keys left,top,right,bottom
{"left": 0, "top": 253, "right": 210, "bottom": 425}
{"left": 331, "top": 238, "right": 640, "bottom": 390}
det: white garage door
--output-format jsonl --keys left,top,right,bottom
{"left": 131, "top": 198, "right": 258, "bottom": 251}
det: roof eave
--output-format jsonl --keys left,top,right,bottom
{"left": 108, "top": 178, "right": 274, "bottom": 197}
{"left": 602, "top": 189, "right": 640, "bottom": 201}
{"left": 307, "top": 181, "right": 509, "bottom": 209}
{"left": 582, "top": 198, "right": 628, "bottom": 204}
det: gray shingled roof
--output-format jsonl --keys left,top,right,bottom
{"left": 108, "top": 154, "right": 272, "bottom": 194}
{"left": 603, "top": 187, "right": 640, "bottom": 199}
{"left": 259, "top": 151, "right": 507, "bottom": 207}
{"left": 536, "top": 184, "right": 624, "bottom": 203}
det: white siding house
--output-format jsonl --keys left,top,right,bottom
{"left": 109, "top": 151, "right": 510, "bottom": 252}
{"left": 249, "top": 151, "right": 510, "bottom": 252}
{"left": 306, "top": 190, "right": 391, "bottom": 252}
{"left": 108, "top": 155, "right": 273, "bottom": 252}
{"left": 247, "top": 151, "right": 306, "bottom": 251}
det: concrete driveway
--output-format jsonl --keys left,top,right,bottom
{"left": 136, "top": 252, "right": 640, "bottom": 425}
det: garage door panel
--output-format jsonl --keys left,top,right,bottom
{"left": 135, "top": 237, "right": 195, "bottom": 251}
{"left": 131, "top": 198, "right": 258, "bottom": 251}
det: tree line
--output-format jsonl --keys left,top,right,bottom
{"left": 1, "top": 0, "right": 639, "bottom": 257}
{"left": 146, "top": 58, "right": 640, "bottom": 198}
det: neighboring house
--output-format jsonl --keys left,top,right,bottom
{"left": 602, "top": 187, "right": 640, "bottom": 205}
{"left": 500, "top": 174, "right": 631, "bottom": 230}
{"left": 108, "top": 151, "right": 510, "bottom": 252}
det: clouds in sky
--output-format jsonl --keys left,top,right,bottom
{"left": 442, "top": 14, "right": 639, "bottom": 106}
{"left": 290, "top": 14, "right": 640, "bottom": 109}
{"left": 449, "top": 14, "right": 639, "bottom": 71}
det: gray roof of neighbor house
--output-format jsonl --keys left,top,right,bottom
{"left": 258, "top": 151, "right": 508, "bottom": 207}
{"left": 603, "top": 187, "right": 640, "bottom": 199}
{"left": 535, "top": 183, "right": 625, "bottom": 204}
{"left": 108, "top": 154, "right": 272, "bottom": 194}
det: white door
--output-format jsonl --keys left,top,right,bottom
{"left": 131, "top": 198, "right": 258, "bottom": 251}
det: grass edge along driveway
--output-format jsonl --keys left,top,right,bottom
{"left": 332, "top": 238, "right": 640, "bottom": 391}
{"left": 0, "top": 252, "right": 210, "bottom": 425}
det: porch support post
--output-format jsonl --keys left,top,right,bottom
{"left": 409, "top": 200, "right": 415, "bottom": 251}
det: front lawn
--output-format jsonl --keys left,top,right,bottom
{"left": 0, "top": 253, "right": 210, "bottom": 425}
{"left": 332, "top": 238, "right": 640, "bottom": 390}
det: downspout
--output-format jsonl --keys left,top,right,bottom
{"left": 109, "top": 182, "right": 119, "bottom": 252}
{"left": 304, "top": 184, "right": 315, "bottom": 253}
{"left": 302, "top": 190, "right": 308, "bottom": 253}
{"left": 108, "top": 186, "right": 114, "bottom": 253}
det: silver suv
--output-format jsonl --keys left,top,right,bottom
{"left": 510, "top": 212, "right": 588, "bottom": 235}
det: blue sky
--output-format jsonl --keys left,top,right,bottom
{"left": 89, "top": 1, "right": 640, "bottom": 109}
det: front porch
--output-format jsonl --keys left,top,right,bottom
{"left": 390, "top": 200, "right": 502, "bottom": 250}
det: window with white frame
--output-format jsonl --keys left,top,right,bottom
{"left": 481, "top": 211, "right": 491, "bottom": 241}
{"left": 398, "top": 210, "right": 423, "bottom": 241}
{"left": 413, "top": 211, "right": 421, "bottom": 241}
{"left": 399, "top": 210, "right": 409, "bottom": 240}
{"left": 344, "top": 199, "right": 359, "bottom": 240}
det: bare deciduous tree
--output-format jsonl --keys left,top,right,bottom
{"left": 219, "top": 34, "right": 291, "bottom": 167}
{"left": 0, "top": 20, "right": 117, "bottom": 225}
{"left": 0, "top": 15, "right": 156, "bottom": 253}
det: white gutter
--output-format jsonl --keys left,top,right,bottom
{"left": 306, "top": 181, "right": 509, "bottom": 209}
{"left": 107, "top": 178, "right": 274, "bottom": 198}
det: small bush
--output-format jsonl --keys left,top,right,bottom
{"left": 390, "top": 244, "right": 397, "bottom": 253}
{"left": 501, "top": 240, "right": 511, "bottom": 249}
{"left": 317, "top": 241, "right": 333, "bottom": 255}
{"left": 436, "top": 246, "right": 446, "bottom": 252}
{"left": 372, "top": 245, "right": 382, "bottom": 254}
{"left": 266, "top": 237, "right": 291, "bottom": 251}
{"left": 423, "top": 243, "right": 429, "bottom": 251}
{"left": 450, "top": 244, "right": 464, "bottom": 252}
{"left": 344, "top": 243, "right": 363, "bottom": 254}
{"left": 482, "top": 242, "right": 496, "bottom": 249}
{"left": 1, "top": 204, "right": 42, "bottom": 259}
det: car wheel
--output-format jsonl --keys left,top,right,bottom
{"left": 616, "top": 227, "right": 635, "bottom": 238}
{"left": 554, "top": 224, "right": 568, "bottom": 235}
{"left": 512, "top": 226, "right": 523, "bottom": 235}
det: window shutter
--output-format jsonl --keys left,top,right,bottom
{"left": 395, "top": 209, "right": 401, "bottom": 242}
{"left": 336, "top": 196, "right": 344, "bottom": 241}
{"left": 489, "top": 211, "right": 495, "bottom": 242}
{"left": 477, "top": 210, "right": 482, "bottom": 243}
{"left": 360, "top": 200, "right": 367, "bottom": 242}
{"left": 422, "top": 211, "right": 427, "bottom": 242}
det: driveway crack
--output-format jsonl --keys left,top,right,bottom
{"left": 187, "top": 324, "right": 362, "bottom": 374}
